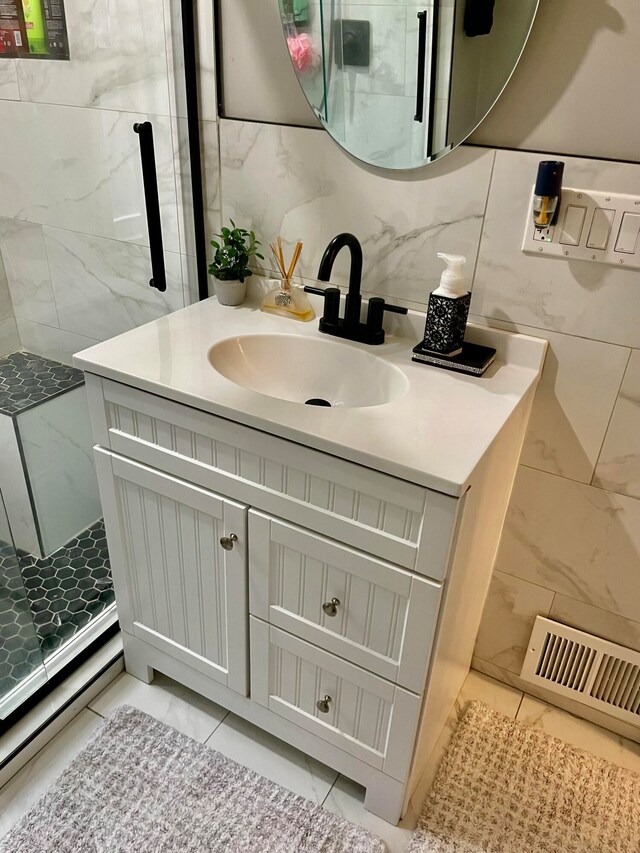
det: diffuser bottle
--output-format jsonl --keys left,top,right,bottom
{"left": 420, "top": 253, "right": 471, "bottom": 357}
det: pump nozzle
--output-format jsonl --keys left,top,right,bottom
{"left": 435, "top": 253, "right": 467, "bottom": 298}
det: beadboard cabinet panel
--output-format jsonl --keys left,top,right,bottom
{"left": 88, "top": 376, "right": 460, "bottom": 578}
{"left": 250, "top": 618, "right": 421, "bottom": 781}
{"left": 249, "top": 511, "right": 441, "bottom": 693}
{"left": 95, "top": 449, "right": 248, "bottom": 695}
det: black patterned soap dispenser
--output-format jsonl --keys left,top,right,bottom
{"left": 420, "top": 253, "right": 471, "bottom": 357}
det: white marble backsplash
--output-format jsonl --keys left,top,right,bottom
{"left": 469, "top": 314, "right": 631, "bottom": 485}
{"left": 219, "top": 118, "right": 493, "bottom": 303}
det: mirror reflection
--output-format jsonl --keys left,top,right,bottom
{"left": 279, "top": 0, "right": 539, "bottom": 170}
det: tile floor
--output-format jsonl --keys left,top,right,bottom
{"left": 1, "top": 668, "right": 639, "bottom": 851}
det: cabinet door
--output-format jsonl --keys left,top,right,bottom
{"left": 95, "top": 449, "right": 248, "bottom": 695}
{"left": 249, "top": 511, "right": 441, "bottom": 694}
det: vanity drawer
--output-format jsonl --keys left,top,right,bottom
{"left": 249, "top": 511, "right": 440, "bottom": 694}
{"left": 88, "top": 376, "right": 459, "bottom": 579}
{"left": 250, "top": 618, "right": 421, "bottom": 781}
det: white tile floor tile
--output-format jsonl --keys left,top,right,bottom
{"left": 89, "top": 672, "right": 228, "bottom": 742}
{"left": 0, "top": 709, "right": 103, "bottom": 837}
{"left": 323, "top": 775, "right": 417, "bottom": 853}
{"left": 516, "top": 695, "right": 640, "bottom": 775}
{"left": 205, "top": 712, "right": 339, "bottom": 804}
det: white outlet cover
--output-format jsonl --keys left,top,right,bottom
{"left": 522, "top": 187, "right": 640, "bottom": 270}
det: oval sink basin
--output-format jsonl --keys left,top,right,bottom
{"left": 208, "top": 334, "right": 408, "bottom": 408}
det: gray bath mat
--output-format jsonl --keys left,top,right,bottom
{"left": 409, "top": 700, "right": 640, "bottom": 852}
{"left": 0, "top": 705, "right": 385, "bottom": 852}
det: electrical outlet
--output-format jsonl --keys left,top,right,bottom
{"left": 532, "top": 226, "right": 555, "bottom": 243}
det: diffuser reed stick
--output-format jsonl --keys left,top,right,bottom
{"left": 270, "top": 239, "right": 303, "bottom": 289}
{"left": 270, "top": 243, "right": 287, "bottom": 279}
{"left": 286, "top": 241, "right": 303, "bottom": 281}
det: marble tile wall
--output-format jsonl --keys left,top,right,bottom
{"left": 0, "top": 253, "right": 14, "bottom": 326}
{"left": 0, "top": 252, "right": 19, "bottom": 356}
{"left": 0, "top": 0, "right": 221, "bottom": 360}
{"left": 469, "top": 152, "right": 640, "bottom": 719}
{"left": 217, "top": 117, "right": 640, "bottom": 734}
{"left": 219, "top": 119, "right": 493, "bottom": 303}
{"left": 0, "top": 61, "right": 19, "bottom": 101}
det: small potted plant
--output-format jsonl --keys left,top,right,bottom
{"left": 208, "top": 221, "right": 264, "bottom": 306}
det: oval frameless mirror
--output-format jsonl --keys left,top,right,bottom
{"left": 279, "top": 0, "right": 539, "bottom": 170}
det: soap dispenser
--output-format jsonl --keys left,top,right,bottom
{"left": 420, "top": 253, "right": 471, "bottom": 357}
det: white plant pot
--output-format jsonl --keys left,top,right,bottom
{"left": 213, "top": 278, "right": 246, "bottom": 306}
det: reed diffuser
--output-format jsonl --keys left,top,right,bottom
{"left": 260, "top": 238, "right": 315, "bottom": 322}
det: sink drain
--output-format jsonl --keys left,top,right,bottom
{"left": 305, "top": 398, "right": 332, "bottom": 407}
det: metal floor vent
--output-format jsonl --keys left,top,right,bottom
{"left": 521, "top": 616, "right": 640, "bottom": 726}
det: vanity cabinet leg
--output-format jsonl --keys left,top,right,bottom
{"left": 123, "top": 634, "right": 154, "bottom": 684}
{"left": 363, "top": 775, "right": 406, "bottom": 825}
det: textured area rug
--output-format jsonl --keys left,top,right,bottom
{"left": 409, "top": 700, "right": 640, "bottom": 853}
{"left": 1, "top": 705, "right": 385, "bottom": 852}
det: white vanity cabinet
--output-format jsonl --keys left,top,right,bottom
{"left": 83, "top": 362, "right": 537, "bottom": 825}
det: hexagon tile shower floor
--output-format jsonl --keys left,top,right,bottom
{"left": 0, "top": 520, "right": 114, "bottom": 698}
{"left": 0, "top": 351, "right": 115, "bottom": 705}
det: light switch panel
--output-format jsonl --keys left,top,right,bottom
{"left": 522, "top": 188, "right": 640, "bottom": 270}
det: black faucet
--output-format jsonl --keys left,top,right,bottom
{"left": 304, "top": 233, "right": 407, "bottom": 345}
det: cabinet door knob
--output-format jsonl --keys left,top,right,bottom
{"left": 219, "top": 533, "right": 238, "bottom": 551}
{"left": 322, "top": 597, "right": 341, "bottom": 617}
{"left": 316, "top": 695, "right": 332, "bottom": 713}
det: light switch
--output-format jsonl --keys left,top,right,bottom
{"left": 586, "top": 208, "right": 615, "bottom": 250}
{"left": 614, "top": 212, "right": 640, "bottom": 254}
{"left": 559, "top": 205, "right": 587, "bottom": 246}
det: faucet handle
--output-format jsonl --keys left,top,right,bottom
{"left": 366, "top": 296, "right": 407, "bottom": 325}
{"left": 383, "top": 302, "right": 409, "bottom": 316}
{"left": 304, "top": 285, "right": 341, "bottom": 324}
{"left": 365, "top": 297, "right": 408, "bottom": 344}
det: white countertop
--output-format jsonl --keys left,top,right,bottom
{"left": 74, "top": 285, "right": 547, "bottom": 496}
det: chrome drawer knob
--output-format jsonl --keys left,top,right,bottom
{"left": 219, "top": 533, "right": 238, "bottom": 551}
{"left": 322, "top": 597, "right": 341, "bottom": 617}
{"left": 316, "top": 695, "right": 332, "bottom": 714}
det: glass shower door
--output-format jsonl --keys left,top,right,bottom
{"left": 0, "top": 0, "right": 207, "bottom": 719}
{"left": 0, "top": 490, "right": 46, "bottom": 720}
